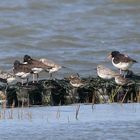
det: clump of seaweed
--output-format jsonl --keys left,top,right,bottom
{"left": 0, "top": 73, "right": 139, "bottom": 108}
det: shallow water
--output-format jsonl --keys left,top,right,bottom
{"left": 0, "top": 103, "right": 140, "bottom": 140}
{"left": 0, "top": 0, "right": 139, "bottom": 78}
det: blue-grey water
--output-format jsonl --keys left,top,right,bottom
{"left": 0, "top": 0, "right": 139, "bottom": 77}
{"left": 0, "top": 103, "right": 140, "bottom": 140}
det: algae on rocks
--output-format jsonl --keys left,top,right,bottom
{"left": 0, "top": 74, "right": 140, "bottom": 107}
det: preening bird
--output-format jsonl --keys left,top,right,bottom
{"left": 39, "top": 58, "right": 62, "bottom": 78}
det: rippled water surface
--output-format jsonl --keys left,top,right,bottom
{"left": 0, "top": 0, "right": 139, "bottom": 77}
{"left": 0, "top": 103, "right": 140, "bottom": 140}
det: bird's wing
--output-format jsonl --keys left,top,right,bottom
{"left": 39, "top": 58, "right": 60, "bottom": 67}
{"left": 118, "top": 54, "right": 137, "bottom": 63}
{"left": 29, "top": 59, "right": 52, "bottom": 69}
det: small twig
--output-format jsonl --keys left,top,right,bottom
{"left": 75, "top": 104, "right": 80, "bottom": 120}
{"left": 27, "top": 111, "right": 32, "bottom": 121}
{"left": 110, "top": 86, "right": 122, "bottom": 103}
{"left": 20, "top": 99, "right": 24, "bottom": 119}
{"left": 56, "top": 107, "right": 60, "bottom": 119}
{"left": 67, "top": 116, "right": 70, "bottom": 123}
{"left": 96, "top": 89, "right": 106, "bottom": 103}
{"left": 8, "top": 101, "right": 15, "bottom": 119}
{"left": 92, "top": 94, "right": 95, "bottom": 112}
{"left": 121, "top": 90, "right": 129, "bottom": 104}
{"left": 2, "top": 100, "right": 6, "bottom": 119}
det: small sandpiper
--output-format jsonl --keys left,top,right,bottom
{"left": 97, "top": 65, "right": 119, "bottom": 80}
{"left": 13, "top": 60, "right": 33, "bottom": 85}
{"left": 0, "top": 91, "right": 6, "bottom": 104}
{"left": 115, "top": 75, "right": 134, "bottom": 86}
{"left": 0, "top": 70, "right": 17, "bottom": 85}
{"left": 39, "top": 58, "right": 62, "bottom": 78}
{"left": 65, "top": 73, "right": 86, "bottom": 103}
{"left": 66, "top": 73, "right": 85, "bottom": 88}
{"left": 23, "top": 55, "right": 52, "bottom": 82}
{"left": 108, "top": 51, "right": 137, "bottom": 76}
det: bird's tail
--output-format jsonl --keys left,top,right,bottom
{"left": 132, "top": 59, "right": 138, "bottom": 63}
{"left": 62, "top": 66, "right": 67, "bottom": 68}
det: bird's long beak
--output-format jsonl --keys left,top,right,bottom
{"left": 107, "top": 53, "right": 112, "bottom": 60}
{"left": 76, "top": 73, "right": 80, "bottom": 77}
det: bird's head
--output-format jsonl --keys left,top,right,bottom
{"left": 108, "top": 51, "right": 120, "bottom": 59}
{"left": 97, "top": 65, "right": 104, "bottom": 70}
{"left": 14, "top": 60, "right": 20, "bottom": 66}
{"left": 23, "top": 55, "right": 32, "bottom": 63}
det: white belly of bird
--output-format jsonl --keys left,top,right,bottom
{"left": 16, "top": 72, "right": 30, "bottom": 78}
{"left": 7, "top": 77, "right": 17, "bottom": 85}
{"left": 0, "top": 100, "right": 6, "bottom": 104}
{"left": 70, "top": 82, "right": 83, "bottom": 88}
{"left": 97, "top": 71, "right": 113, "bottom": 80}
{"left": 49, "top": 66, "right": 61, "bottom": 73}
{"left": 115, "top": 77, "right": 125, "bottom": 86}
{"left": 112, "top": 59, "right": 133, "bottom": 70}
{"left": 32, "top": 68, "right": 43, "bottom": 73}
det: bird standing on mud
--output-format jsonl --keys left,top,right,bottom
{"left": 108, "top": 51, "right": 137, "bottom": 76}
